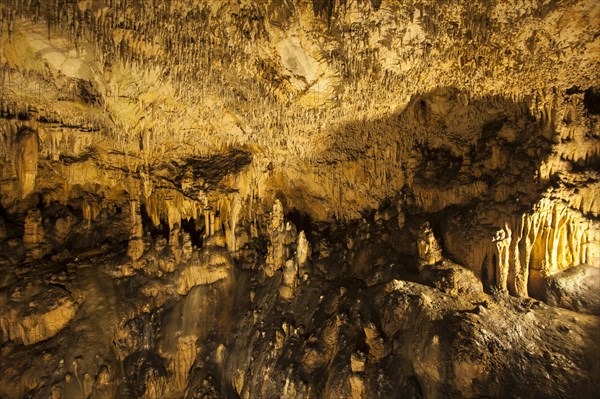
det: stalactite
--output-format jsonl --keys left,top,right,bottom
{"left": 445, "top": 197, "right": 600, "bottom": 298}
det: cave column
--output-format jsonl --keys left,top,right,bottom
{"left": 204, "top": 210, "right": 210, "bottom": 237}
{"left": 127, "top": 200, "right": 144, "bottom": 261}
{"left": 170, "top": 223, "right": 182, "bottom": 264}
{"left": 209, "top": 211, "right": 215, "bottom": 236}
{"left": 493, "top": 225, "right": 511, "bottom": 292}
{"left": 513, "top": 216, "right": 529, "bottom": 297}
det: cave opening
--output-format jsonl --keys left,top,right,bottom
{"left": 481, "top": 253, "right": 496, "bottom": 292}
{"left": 140, "top": 204, "right": 170, "bottom": 240}
{"left": 181, "top": 217, "right": 204, "bottom": 248}
{"left": 583, "top": 87, "right": 600, "bottom": 115}
{"left": 286, "top": 208, "right": 314, "bottom": 238}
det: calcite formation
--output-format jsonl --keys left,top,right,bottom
{"left": 0, "top": 0, "right": 599, "bottom": 398}
{"left": 126, "top": 200, "right": 144, "bottom": 262}
{"left": 417, "top": 222, "right": 443, "bottom": 269}
{"left": 22, "top": 208, "right": 47, "bottom": 260}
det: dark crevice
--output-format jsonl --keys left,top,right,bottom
{"left": 181, "top": 217, "right": 204, "bottom": 248}
{"left": 286, "top": 208, "right": 314, "bottom": 238}
{"left": 583, "top": 87, "right": 600, "bottom": 115}
{"left": 140, "top": 203, "right": 169, "bottom": 239}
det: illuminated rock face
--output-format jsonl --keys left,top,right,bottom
{"left": 0, "top": 1, "right": 599, "bottom": 398}
{"left": 11, "top": 127, "right": 39, "bottom": 199}
{"left": 417, "top": 222, "right": 443, "bottom": 269}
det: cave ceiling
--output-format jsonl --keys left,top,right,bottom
{"left": 0, "top": 0, "right": 596, "bottom": 216}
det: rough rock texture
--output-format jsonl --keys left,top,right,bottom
{"left": 544, "top": 265, "right": 600, "bottom": 315}
{"left": 417, "top": 222, "right": 443, "bottom": 269}
{"left": 22, "top": 208, "right": 46, "bottom": 260}
{"left": 178, "top": 232, "right": 234, "bottom": 296}
{"left": 11, "top": 126, "right": 39, "bottom": 199}
{"left": 0, "top": 281, "right": 78, "bottom": 345}
{"left": 0, "top": 0, "right": 599, "bottom": 398}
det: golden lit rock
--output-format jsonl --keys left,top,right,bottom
{"left": 0, "top": 0, "right": 599, "bottom": 397}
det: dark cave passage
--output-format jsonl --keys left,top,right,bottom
{"left": 181, "top": 217, "right": 204, "bottom": 248}
{"left": 584, "top": 87, "right": 600, "bottom": 115}
{"left": 286, "top": 208, "right": 314, "bottom": 238}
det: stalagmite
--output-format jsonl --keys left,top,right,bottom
{"left": 265, "top": 199, "right": 286, "bottom": 277}
{"left": 204, "top": 209, "right": 210, "bottom": 238}
{"left": 209, "top": 211, "right": 215, "bottom": 236}
{"left": 279, "top": 259, "right": 298, "bottom": 300}
{"left": 296, "top": 230, "right": 311, "bottom": 278}
{"left": 181, "top": 231, "right": 193, "bottom": 263}
{"left": 23, "top": 208, "right": 47, "bottom": 261}
{"left": 417, "top": 222, "right": 443, "bottom": 270}
{"left": 493, "top": 225, "right": 511, "bottom": 292}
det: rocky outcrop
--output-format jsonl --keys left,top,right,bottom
{"left": 0, "top": 284, "right": 78, "bottom": 345}
{"left": 544, "top": 265, "right": 600, "bottom": 315}
{"left": 23, "top": 208, "right": 50, "bottom": 261}
{"left": 417, "top": 222, "right": 483, "bottom": 296}
{"left": 177, "top": 232, "right": 234, "bottom": 296}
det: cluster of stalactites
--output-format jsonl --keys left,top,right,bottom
{"left": 490, "top": 198, "right": 599, "bottom": 298}
{"left": 444, "top": 197, "right": 600, "bottom": 299}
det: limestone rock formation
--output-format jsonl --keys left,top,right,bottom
{"left": 279, "top": 259, "right": 298, "bottom": 300}
{"left": 417, "top": 221, "right": 484, "bottom": 296}
{"left": 417, "top": 222, "right": 443, "bottom": 269}
{"left": 1, "top": 278, "right": 78, "bottom": 345}
{"left": 296, "top": 230, "right": 311, "bottom": 278}
{"left": 265, "top": 199, "right": 286, "bottom": 277}
{"left": 178, "top": 231, "right": 234, "bottom": 296}
{"left": 0, "top": 0, "right": 599, "bottom": 398}
{"left": 127, "top": 200, "right": 144, "bottom": 262}
{"left": 265, "top": 199, "right": 300, "bottom": 278}
{"left": 23, "top": 208, "right": 50, "bottom": 261}
{"left": 11, "top": 126, "right": 38, "bottom": 199}
{"left": 544, "top": 265, "right": 600, "bottom": 315}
